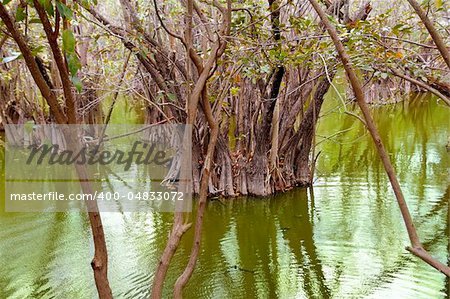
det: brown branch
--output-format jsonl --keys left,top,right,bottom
{"left": 54, "top": 6, "right": 60, "bottom": 39}
{"left": 308, "top": 0, "right": 450, "bottom": 277}
{"left": 173, "top": 86, "right": 222, "bottom": 299}
{"left": 388, "top": 67, "right": 450, "bottom": 106}
{"left": 33, "top": 0, "right": 77, "bottom": 124}
{"left": 406, "top": 0, "right": 450, "bottom": 69}
{"left": 0, "top": 3, "right": 114, "bottom": 296}
{"left": 0, "top": 3, "right": 67, "bottom": 124}
{"left": 150, "top": 1, "right": 197, "bottom": 296}
{"left": 153, "top": 0, "right": 185, "bottom": 44}
{"left": 151, "top": 1, "right": 232, "bottom": 297}
{"left": 407, "top": 247, "right": 450, "bottom": 276}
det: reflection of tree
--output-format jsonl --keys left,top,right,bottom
{"left": 0, "top": 212, "right": 93, "bottom": 298}
{"left": 373, "top": 163, "right": 447, "bottom": 297}
{"left": 167, "top": 191, "right": 332, "bottom": 298}
{"left": 30, "top": 213, "right": 66, "bottom": 297}
{"left": 277, "top": 188, "right": 331, "bottom": 298}
{"left": 231, "top": 198, "right": 279, "bottom": 298}
{"left": 347, "top": 253, "right": 414, "bottom": 297}
{"left": 317, "top": 95, "right": 447, "bottom": 184}
{"left": 119, "top": 211, "right": 174, "bottom": 298}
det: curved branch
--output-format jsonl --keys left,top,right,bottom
{"left": 308, "top": 0, "right": 450, "bottom": 277}
{"left": 0, "top": 3, "right": 67, "bottom": 124}
{"left": 388, "top": 67, "right": 450, "bottom": 106}
{"left": 152, "top": 0, "right": 185, "bottom": 44}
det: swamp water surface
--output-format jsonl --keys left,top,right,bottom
{"left": 0, "top": 94, "right": 448, "bottom": 298}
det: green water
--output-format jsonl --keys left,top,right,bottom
{"left": 0, "top": 95, "right": 449, "bottom": 298}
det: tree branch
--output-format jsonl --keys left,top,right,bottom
{"left": 0, "top": 3, "right": 66, "bottom": 124}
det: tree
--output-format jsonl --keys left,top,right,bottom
{"left": 308, "top": 0, "right": 450, "bottom": 277}
{"left": 0, "top": 2, "right": 113, "bottom": 297}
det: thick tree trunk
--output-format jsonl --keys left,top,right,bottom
{"left": 246, "top": 0, "right": 285, "bottom": 196}
{"left": 293, "top": 74, "right": 334, "bottom": 185}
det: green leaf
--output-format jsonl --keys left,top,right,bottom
{"left": 230, "top": 87, "right": 240, "bottom": 96}
{"left": 31, "top": 45, "right": 46, "bottom": 56}
{"left": 167, "top": 93, "right": 177, "bottom": 101}
{"left": 3, "top": 0, "right": 13, "bottom": 5}
{"left": 56, "top": 1, "right": 73, "bottom": 19}
{"left": 62, "top": 29, "right": 76, "bottom": 53}
{"left": 15, "top": 7, "right": 26, "bottom": 22}
{"left": 39, "top": 0, "right": 54, "bottom": 17}
{"left": 66, "top": 53, "right": 81, "bottom": 76}
{"left": 70, "top": 76, "right": 82, "bottom": 92}
{"left": 29, "top": 18, "right": 42, "bottom": 24}
{"left": 80, "top": 0, "right": 89, "bottom": 8}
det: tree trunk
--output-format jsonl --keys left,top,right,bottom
{"left": 0, "top": 4, "right": 114, "bottom": 296}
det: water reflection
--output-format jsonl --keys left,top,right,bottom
{"left": 0, "top": 95, "right": 448, "bottom": 298}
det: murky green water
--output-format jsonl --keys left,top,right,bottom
{"left": 0, "top": 94, "right": 448, "bottom": 298}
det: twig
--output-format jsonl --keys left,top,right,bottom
{"left": 389, "top": 67, "right": 450, "bottom": 107}
{"left": 96, "top": 50, "right": 132, "bottom": 148}
{"left": 91, "top": 118, "right": 173, "bottom": 143}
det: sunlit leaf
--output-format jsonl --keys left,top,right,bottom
{"left": 56, "top": 1, "right": 73, "bottom": 19}
{"left": 31, "top": 45, "right": 46, "bottom": 56}
{"left": 66, "top": 53, "right": 81, "bottom": 76}
{"left": 38, "top": 0, "right": 54, "bottom": 17}
{"left": 62, "top": 29, "right": 76, "bottom": 53}
{"left": 230, "top": 87, "right": 240, "bottom": 96}
{"left": 15, "top": 7, "right": 26, "bottom": 22}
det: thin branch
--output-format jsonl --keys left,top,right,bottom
{"left": 388, "top": 67, "right": 450, "bottom": 106}
{"left": 153, "top": 0, "right": 185, "bottom": 44}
